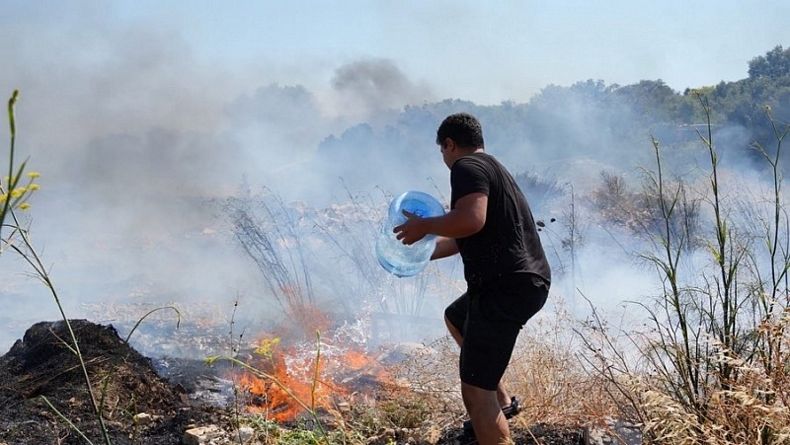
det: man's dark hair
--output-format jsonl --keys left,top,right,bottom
{"left": 436, "top": 113, "right": 484, "bottom": 148}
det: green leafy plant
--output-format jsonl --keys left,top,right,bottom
{"left": 0, "top": 90, "right": 40, "bottom": 241}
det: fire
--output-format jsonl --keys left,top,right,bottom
{"left": 344, "top": 350, "right": 372, "bottom": 371}
{"left": 235, "top": 335, "right": 390, "bottom": 422}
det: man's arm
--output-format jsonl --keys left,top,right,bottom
{"left": 431, "top": 236, "right": 459, "bottom": 260}
{"left": 423, "top": 192, "right": 487, "bottom": 238}
{"left": 394, "top": 192, "right": 487, "bottom": 245}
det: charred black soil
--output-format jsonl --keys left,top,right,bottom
{"left": 0, "top": 320, "right": 229, "bottom": 445}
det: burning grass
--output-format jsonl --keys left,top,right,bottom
{"left": 217, "top": 302, "right": 610, "bottom": 444}
{"left": 232, "top": 332, "right": 391, "bottom": 423}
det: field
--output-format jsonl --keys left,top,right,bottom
{"left": 2, "top": 89, "right": 789, "bottom": 445}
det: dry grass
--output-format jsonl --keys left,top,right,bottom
{"left": 385, "top": 299, "right": 625, "bottom": 433}
{"left": 637, "top": 311, "right": 790, "bottom": 445}
{"left": 506, "top": 306, "right": 623, "bottom": 428}
{"left": 575, "top": 98, "right": 790, "bottom": 445}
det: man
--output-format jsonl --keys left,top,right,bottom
{"left": 394, "top": 113, "right": 551, "bottom": 445}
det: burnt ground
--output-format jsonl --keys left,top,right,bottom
{"left": 397, "top": 424, "right": 585, "bottom": 445}
{"left": 0, "top": 320, "right": 231, "bottom": 445}
{"left": 0, "top": 320, "right": 593, "bottom": 445}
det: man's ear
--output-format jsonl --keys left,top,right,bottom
{"left": 444, "top": 137, "right": 456, "bottom": 152}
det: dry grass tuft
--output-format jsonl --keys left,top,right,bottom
{"left": 636, "top": 312, "right": 790, "bottom": 445}
{"left": 506, "top": 303, "right": 623, "bottom": 429}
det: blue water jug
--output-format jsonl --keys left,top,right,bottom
{"left": 376, "top": 191, "right": 446, "bottom": 277}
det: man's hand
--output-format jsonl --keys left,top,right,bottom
{"left": 393, "top": 210, "right": 428, "bottom": 245}
{"left": 393, "top": 193, "right": 487, "bottom": 245}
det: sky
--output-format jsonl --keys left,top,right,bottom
{"left": 4, "top": 1, "right": 789, "bottom": 106}
{"left": 99, "top": 1, "right": 790, "bottom": 100}
{"left": 0, "top": 0, "right": 788, "bottom": 351}
{"left": 2, "top": 0, "right": 786, "bottom": 171}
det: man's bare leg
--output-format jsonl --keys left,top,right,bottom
{"left": 445, "top": 316, "right": 512, "bottom": 408}
{"left": 461, "top": 382, "right": 510, "bottom": 445}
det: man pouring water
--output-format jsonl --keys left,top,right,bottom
{"left": 393, "top": 113, "right": 551, "bottom": 445}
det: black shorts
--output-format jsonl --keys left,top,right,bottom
{"left": 444, "top": 273, "right": 549, "bottom": 391}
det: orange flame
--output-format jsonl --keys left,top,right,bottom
{"left": 236, "top": 340, "right": 390, "bottom": 422}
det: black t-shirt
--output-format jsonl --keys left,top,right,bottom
{"left": 450, "top": 152, "right": 551, "bottom": 288}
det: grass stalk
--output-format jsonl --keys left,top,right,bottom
{"left": 2, "top": 90, "right": 111, "bottom": 444}
{"left": 0, "top": 90, "right": 19, "bottom": 237}
{"left": 40, "top": 396, "right": 96, "bottom": 445}
{"left": 8, "top": 223, "right": 112, "bottom": 444}
{"left": 96, "top": 306, "right": 182, "bottom": 424}
{"left": 311, "top": 330, "right": 321, "bottom": 412}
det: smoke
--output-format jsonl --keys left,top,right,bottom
{"left": 330, "top": 58, "right": 434, "bottom": 119}
{"left": 0, "top": 7, "right": 781, "bottom": 356}
{"left": 225, "top": 84, "right": 327, "bottom": 166}
{"left": 0, "top": 10, "right": 448, "bottom": 352}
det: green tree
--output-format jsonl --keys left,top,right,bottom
{"left": 748, "top": 45, "right": 790, "bottom": 79}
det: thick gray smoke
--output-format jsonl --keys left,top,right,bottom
{"left": 0, "top": 7, "right": 777, "bottom": 356}
{"left": 331, "top": 58, "right": 434, "bottom": 119}
{"left": 0, "top": 13, "right": 445, "bottom": 352}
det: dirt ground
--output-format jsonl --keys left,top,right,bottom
{"left": 434, "top": 424, "right": 585, "bottom": 445}
{"left": 0, "top": 320, "right": 231, "bottom": 445}
{"left": 0, "top": 320, "right": 588, "bottom": 445}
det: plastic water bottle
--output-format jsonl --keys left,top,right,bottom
{"left": 375, "top": 191, "right": 446, "bottom": 277}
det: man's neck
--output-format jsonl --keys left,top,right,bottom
{"left": 459, "top": 147, "right": 485, "bottom": 156}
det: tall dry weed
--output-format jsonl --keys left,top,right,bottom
{"left": 639, "top": 320, "right": 790, "bottom": 445}
{"left": 580, "top": 97, "right": 790, "bottom": 444}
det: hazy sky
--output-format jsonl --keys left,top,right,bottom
{"left": 4, "top": 1, "right": 789, "bottom": 106}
